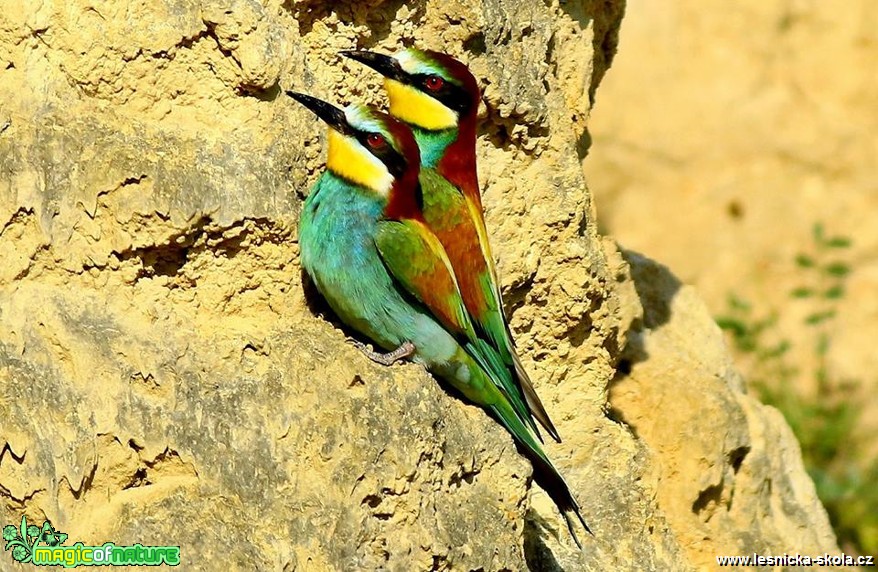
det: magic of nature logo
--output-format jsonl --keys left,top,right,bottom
{"left": 3, "top": 516, "right": 180, "bottom": 567}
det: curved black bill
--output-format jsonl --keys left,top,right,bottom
{"left": 340, "top": 50, "right": 406, "bottom": 82}
{"left": 286, "top": 91, "right": 351, "bottom": 135}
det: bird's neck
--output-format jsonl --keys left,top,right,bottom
{"left": 435, "top": 112, "right": 479, "bottom": 207}
{"left": 384, "top": 170, "right": 424, "bottom": 221}
{"left": 410, "top": 126, "right": 457, "bottom": 168}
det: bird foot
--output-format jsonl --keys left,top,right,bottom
{"left": 351, "top": 340, "right": 415, "bottom": 366}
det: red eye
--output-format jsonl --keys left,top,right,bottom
{"left": 366, "top": 133, "right": 387, "bottom": 149}
{"left": 425, "top": 75, "right": 444, "bottom": 91}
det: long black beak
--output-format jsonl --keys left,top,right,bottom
{"left": 340, "top": 50, "right": 406, "bottom": 82}
{"left": 286, "top": 91, "right": 351, "bottom": 135}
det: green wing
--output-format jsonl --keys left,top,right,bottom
{"left": 375, "top": 217, "right": 542, "bottom": 438}
{"left": 374, "top": 218, "right": 475, "bottom": 340}
{"left": 417, "top": 170, "right": 554, "bottom": 440}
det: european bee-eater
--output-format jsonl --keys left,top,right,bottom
{"left": 289, "top": 92, "right": 589, "bottom": 545}
{"left": 341, "top": 49, "right": 561, "bottom": 444}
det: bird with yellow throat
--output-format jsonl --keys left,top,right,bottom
{"left": 342, "top": 48, "right": 561, "bottom": 444}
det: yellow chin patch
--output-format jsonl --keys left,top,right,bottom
{"left": 327, "top": 130, "right": 393, "bottom": 195}
{"left": 385, "top": 79, "right": 457, "bottom": 131}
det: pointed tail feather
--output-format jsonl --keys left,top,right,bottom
{"left": 511, "top": 351, "right": 562, "bottom": 443}
{"left": 488, "top": 396, "right": 590, "bottom": 548}
{"left": 527, "top": 441, "right": 592, "bottom": 547}
{"left": 468, "top": 338, "right": 545, "bottom": 442}
{"left": 483, "top": 304, "right": 562, "bottom": 443}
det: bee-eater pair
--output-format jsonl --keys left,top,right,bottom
{"left": 290, "top": 48, "right": 590, "bottom": 546}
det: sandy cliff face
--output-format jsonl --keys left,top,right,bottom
{"left": 0, "top": 1, "right": 839, "bottom": 570}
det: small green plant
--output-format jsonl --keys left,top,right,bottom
{"left": 716, "top": 223, "right": 877, "bottom": 555}
{"left": 789, "top": 223, "right": 852, "bottom": 390}
{"left": 715, "top": 294, "right": 793, "bottom": 386}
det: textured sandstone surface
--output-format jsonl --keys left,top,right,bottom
{"left": 0, "top": 1, "right": 840, "bottom": 570}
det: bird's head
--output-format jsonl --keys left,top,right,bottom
{"left": 288, "top": 92, "right": 420, "bottom": 198}
{"left": 341, "top": 48, "right": 480, "bottom": 132}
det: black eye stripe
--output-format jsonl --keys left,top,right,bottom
{"left": 410, "top": 73, "right": 472, "bottom": 115}
{"left": 353, "top": 129, "right": 407, "bottom": 178}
